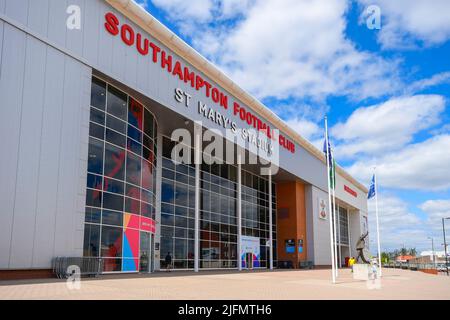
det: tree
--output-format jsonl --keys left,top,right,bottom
{"left": 409, "top": 248, "right": 417, "bottom": 256}
{"left": 400, "top": 247, "right": 408, "bottom": 256}
{"left": 381, "top": 252, "right": 390, "bottom": 263}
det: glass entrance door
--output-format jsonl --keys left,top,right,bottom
{"left": 139, "top": 231, "right": 152, "bottom": 272}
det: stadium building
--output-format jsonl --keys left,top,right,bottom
{"left": 0, "top": 0, "right": 369, "bottom": 278}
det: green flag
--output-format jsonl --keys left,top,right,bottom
{"left": 329, "top": 158, "right": 336, "bottom": 190}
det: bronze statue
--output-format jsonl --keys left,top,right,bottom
{"left": 356, "top": 231, "right": 370, "bottom": 263}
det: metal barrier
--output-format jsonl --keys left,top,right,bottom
{"left": 278, "top": 260, "right": 294, "bottom": 269}
{"left": 52, "top": 257, "right": 103, "bottom": 279}
{"left": 299, "top": 261, "right": 314, "bottom": 269}
{"left": 381, "top": 262, "right": 439, "bottom": 272}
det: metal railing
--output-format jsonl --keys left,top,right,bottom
{"left": 52, "top": 257, "right": 103, "bottom": 279}
{"left": 382, "top": 261, "right": 447, "bottom": 272}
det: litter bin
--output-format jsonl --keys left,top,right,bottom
{"left": 345, "top": 257, "right": 350, "bottom": 267}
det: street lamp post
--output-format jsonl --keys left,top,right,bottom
{"left": 443, "top": 218, "right": 450, "bottom": 276}
{"left": 428, "top": 237, "right": 435, "bottom": 266}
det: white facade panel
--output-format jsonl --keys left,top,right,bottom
{"left": 0, "top": 0, "right": 5, "bottom": 14}
{"left": 27, "top": 0, "right": 49, "bottom": 36}
{"left": 47, "top": 0, "right": 67, "bottom": 48}
{"left": 83, "top": 0, "right": 101, "bottom": 67}
{"left": 310, "top": 186, "right": 333, "bottom": 266}
{"left": 0, "top": 24, "right": 27, "bottom": 268}
{"left": 65, "top": 0, "right": 84, "bottom": 57}
{"left": 53, "top": 56, "right": 91, "bottom": 258}
{"left": 4, "top": 0, "right": 28, "bottom": 26}
{"left": 0, "top": 21, "right": 91, "bottom": 269}
{"left": 32, "top": 47, "right": 66, "bottom": 268}
{"left": 9, "top": 36, "right": 47, "bottom": 268}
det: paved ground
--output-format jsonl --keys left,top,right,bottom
{"left": 1, "top": 268, "right": 449, "bottom": 300}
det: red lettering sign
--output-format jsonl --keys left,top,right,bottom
{"left": 344, "top": 185, "right": 357, "bottom": 198}
{"left": 104, "top": 12, "right": 296, "bottom": 154}
{"left": 140, "top": 216, "right": 156, "bottom": 233}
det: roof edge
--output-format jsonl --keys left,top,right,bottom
{"left": 105, "top": 0, "right": 368, "bottom": 194}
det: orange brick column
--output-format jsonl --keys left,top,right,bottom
{"left": 276, "top": 181, "right": 307, "bottom": 268}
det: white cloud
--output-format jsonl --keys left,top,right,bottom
{"left": 367, "top": 195, "right": 449, "bottom": 253}
{"left": 367, "top": 194, "right": 427, "bottom": 252}
{"left": 331, "top": 95, "right": 445, "bottom": 159}
{"left": 151, "top": 0, "right": 215, "bottom": 23}
{"left": 359, "top": 0, "right": 450, "bottom": 49}
{"left": 347, "top": 134, "right": 450, "bottom": 191}
{"left": 420, "top": 200, "right": 450, "bottom": 221}
{"left": 152, "top": 0, "right": 402, "bottom": 102}
{"left": 406, "top": 72, "right": 450, "bottom": 94}
{"left": 285, "top": 118, "right": 321, "bottom": 141}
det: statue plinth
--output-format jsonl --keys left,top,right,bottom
{"left": 353, "top": 263, "right": 371, "bottom": 280}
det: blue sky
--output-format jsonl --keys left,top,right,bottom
{"left": 137, "top": 0, "right": 450, "bottom": 253}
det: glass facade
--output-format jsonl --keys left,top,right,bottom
{"left": 338, "top": 206, "right": 349, "bottom": 245}
{"left": 85, "top": 77, "right": 277, "bottom": 272}
{"left": 241, "top": 169, "right": 277, "bottom": 268}
{"left": 160, "top": 136, "right": 277, "bottom": 270}
{"left": 83, "top": 77, "right": 157, "bottom": 272}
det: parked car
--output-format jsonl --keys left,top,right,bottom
{"left": 437, "top": 263, "right": 450, "bottom": 272}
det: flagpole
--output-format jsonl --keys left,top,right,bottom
{"left": 374, "top": 168, "right": 382, "bottom": 277}
{"left": 325, "top": 117, "right": 336, "bottom": 284}
{"left": 332, "top": 171, "right": 339, "bottom": 277}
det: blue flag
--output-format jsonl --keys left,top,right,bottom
{"left": 322, "top": 135, "right": 333, "bottom": 165}
{"left": 368, "top": 174, "right": 376, "bottom": 199}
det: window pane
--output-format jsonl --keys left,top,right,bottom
{"left": 141, "top": 202, "right": 153, "bottom": 219}
{"left": 103, "top": 192, "right": 124, "bottom": 211}
{"left": 127, "top": 138, "right": 142, "bottom": 156}
{"left": 87, "top": 174, "right": 102, "bottom": 190}
{"left": 89, "top": 122, "right": 104, "bottom": 140}
{"left": 143, "top": 146, "right": 153, "bottom": 164}
{"left": 175, "top": 183, "right": 188, "bottom": 207}
{"left": 90, "top": 108, "right": 105, "bottom": 125}
{"left": 83, "top": 223, "right": 100, "bottom": 257}
{"left": 101, "top": 226, "right": 122, "bottom": 257}
{"left": 128, "top": 125, "right": 142, "bottom": 143}
{"left": 161, "top": 203, "right": 174, "bottom": 215}
{"left": 126, "top": 152, "right": 141, "bottom": 186}
{"left": 102, "top": 210, "right": 123, "bottom": 226}
{"left": 91, "top": 78, "right": 106, "bottom": 110}
{"left": 125, "top": 197, "right": 140, "bottom": 215}
{"left": 125, "top": 184, "right": 140, "bottom": 200}
{"left": 175, "top": 205, "right": 187, "bottom": 217}
{"left": 175, "top": 238, "right": 187, "bottom": 259}
{"left": 104, "top": 143, "right": 125, "bottom": 180}
{"left": 103, "top": 178, "right": 124, "bottom": 194}
{"left": 85, "top": 207, "right": 101, "bottom": 223}
{"left": 86, "top": 189, "right": 102, "bottom": 208}
{"left": 201, "top": 190, "right": 210, "bottom": 212}
{"left": 161, "top": 226, "right": 174, "bottom": 238}
{"left": 175, "top": 227, "right": 187, "bottom": 238}
{"left": 162, "top": 179, "right": 174, "bottom": 203}
{"left": 87, "top": 138, "right": 104, "bottom": 175}
{"left": 160, "top": 237, "right": 172, "bottom": 257}
{"left": 161, "top": 213, "right": 174, "bottom": 226}
{"left": 175, "top": 216, "right": 187, "bottom": 228}
{"left": 106, "top": 114, "right": 126, "bottom": 134}
{"left": 142, "top": 159, "right": 154, "bottom": 191}
{"left": 143, "top": 135, "right": 153, "bottom": 151}
{"left": 107, "top": 86, "right": 127, "bottom": 120}
{"left": 144, "top": 109, "right": 154, "bottom": 139}
{"left": 187, "top": 240, "right": 194, "bottom": 260}
{"left": 128, "top": 98, "right": 143, "bottom": 130}
{"left": 105, "top": 128, "right": 126, "bottom": 148}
